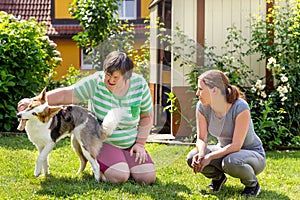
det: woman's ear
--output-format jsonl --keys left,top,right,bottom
{"left": 211, "top": 87, "right": 219, "bottom": 94}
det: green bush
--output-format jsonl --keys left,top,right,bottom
{"left": 0, "top": 12, "right": 61, "bottom": 132}
{"left": 248, "top": 1, "right": 300, "bottom": 148}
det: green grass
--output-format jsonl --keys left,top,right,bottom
{"left": 0, "top": 134, "right": 299, "bottom": 200}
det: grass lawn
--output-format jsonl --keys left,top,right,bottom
{"left": 0, "top": 134, "right": 299, "bottom": 200}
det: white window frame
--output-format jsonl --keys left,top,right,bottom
{"left": 118, "top": 0, "right": 137, "bottom": 20}
{"left": 80, "top": 49, "right": 93, "bottom": 70}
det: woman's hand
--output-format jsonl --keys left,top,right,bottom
{"left": 199, "top": 154, "right": 212, "bottom": 172}
{"left": 17, "top": 98, "right": 31, "bottom": 112}
{"left": 192, "top": 153, "right": 203, "bottom": 174}
{"left": 130, "top": 143, "right": 148, "bottom": 164}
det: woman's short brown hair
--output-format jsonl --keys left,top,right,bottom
{"left": 103, "top": 51, "right": 134, "bottom": 80}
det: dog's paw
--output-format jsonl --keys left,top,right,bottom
{"left": 93, "top": 169, "right": 101, "bottom": 182}
{"left": 76, "top": 167, "right": 85, "bottom": 175}
{"left": 44, "top": 169, "right": 50, "bottom": 175}
{"left": 34, "top": 164, "right": 43, "bottom": 177}
{"left": 34, "top": 169, "right": 42, "bottom": 177}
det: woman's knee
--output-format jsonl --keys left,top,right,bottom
{"left": 130, "top": 163, "right": 156, "bottom": 185}
{"left": 222, "top": 154, "right": 243, "bottom": 169}
{"left": 133, "top": 171, "right": 156, "bottom": 185}
{"left": 222, "top": 152, "right": 266, "bottom": 175}
{"left": 104, "top": 162, "right": 130, "bottom": 184}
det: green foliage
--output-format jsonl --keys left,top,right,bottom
{"left": 249, "top": 0, "right": 300, "bottom": 141}
{"left": 0, "top": 12, "right": 61, "bottom": 132}
{"left": 69, "top": 0, "right": 119, "bottom": 52}
{"left": 250, "top": 99, "right": 291, "bottom": 150}
{"left": 47, "top": 66, "right": 90, "bottom": 90}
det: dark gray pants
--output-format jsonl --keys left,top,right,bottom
{"left": 186, "top": 145, "right": 266, "bottom": 187}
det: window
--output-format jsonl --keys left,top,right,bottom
{"left": 81, "top": 50, "right": 93, "bottom": 70}
{"left": 118, "top": 0, "right": 136, "bottom": 20}
{"left": 80, "top": 49, "right": 102, "bottom": 70}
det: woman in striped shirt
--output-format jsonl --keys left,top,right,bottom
{"left": 18, "top": 51, "right": 156, "bottom": 185}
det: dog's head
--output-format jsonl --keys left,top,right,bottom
{"left": 17, "top": 88, "right": 62, "bottom": 123}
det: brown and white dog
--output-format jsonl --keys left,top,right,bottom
{"left": 17, "top": 88, "right": 122, "bottom": 181}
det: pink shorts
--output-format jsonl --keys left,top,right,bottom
{"left": 97, "top": 143, "right": 154, "bottom": 172}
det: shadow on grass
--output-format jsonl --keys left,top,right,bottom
{"left": 0, "top": 134, "right": 70, "bottom": 151}
{"left": 266, "top": 150, "right": 300, "bottom": 160}
{"left": 0, "top": 134, "right": 36, "bottom": 151}
{"left": 35, "top": 174, "right": 290, "bottom": 200}
{"left": 37, "top": 175, "right": 191, "bottom": 200}
{"left": 198, "top": 185, "right": 290, "bottom": 200}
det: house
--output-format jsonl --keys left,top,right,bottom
{"left": 0, "top": 0, "right": 152, "bottom": 78}
{"left": 0, "top": 0, "right": 272, "bottom": 137}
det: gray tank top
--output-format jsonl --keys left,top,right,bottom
{"left": 198, "top": 98, "right": 265, "bottom": 157}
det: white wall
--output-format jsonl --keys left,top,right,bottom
{"left": 149, "top": 4, "right": 159, "bottom": 84}
{"left": 153, "top": 0, "right": 267, "bottom": 86}
{"left": 171, "top": 0, "right": 198, "bottom": 87}
{"left": 205, "top": 0, "right": 266, "bottom": 76}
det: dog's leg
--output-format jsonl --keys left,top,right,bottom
{"left": 35, "top": 146, "right": 44, "bottom": 177}
{"left": 81, "top": 148, "right": 101, "bottom": 182}
{"left": 42, "top": 154, "right": 50, "bottom": 175}
{"left": 71, "top": 135, "right": 88, "bottom": 174}
{"left": 35, "top": 142, "right": 55, "bottom": 177}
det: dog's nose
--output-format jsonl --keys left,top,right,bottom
{"left": 17, "top": 113, "right": 22, "bottom": 118}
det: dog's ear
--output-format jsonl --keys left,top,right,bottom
{"left": 41, "top": 106, "right": 63, "bottom": 123}
{"left": 48, "top": 106, "right": 63, "bottom": 119}
{"left": 39, "top": 87, "right": 47, "bottom": 103}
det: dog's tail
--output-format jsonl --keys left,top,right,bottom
{"left": 102, "top": 108, "right": 124, "bottom": 136}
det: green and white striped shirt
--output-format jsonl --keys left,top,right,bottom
{"left": 72, "top": 71, "right": 153, "bottom": 149}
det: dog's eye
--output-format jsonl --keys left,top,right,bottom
{"left": 32, "top": 112, "right": 37, "bottom": 116}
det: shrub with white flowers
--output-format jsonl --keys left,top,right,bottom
{"left": 246, "top": 1, "right": 300, "bottom": 149}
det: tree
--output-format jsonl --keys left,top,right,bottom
{"left": 69, "top": 0, "right": 119, "bottom": 53}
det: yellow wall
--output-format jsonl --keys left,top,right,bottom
{"left": 53, "top": 38, "right": 80, "bottom": 78}
{"left": 55, "top": 0, "right": 73, "bottom": 19}
{"left": 141, "top": 0, "right": 152, "bottom": 18}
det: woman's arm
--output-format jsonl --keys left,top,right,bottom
{"left": 130, "top": 110, "right": 153, "bottom": 164}
{"left": 18, "top": 86, "right": 80, "bottom": 112}
{"left": 135, "top": 110, "right": 154, "bottom": 146}
{"left": 47, "top": 86, "right": 80, "bottom": 105}
{"left": 192, "top": 110, "right": 208, "bottom": 172}
{"left": 196, "top": 111, "right": 208, "bottom": 157}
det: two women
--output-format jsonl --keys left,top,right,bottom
{"left": 19, "top": 51, "right": 265, "bottom": 196}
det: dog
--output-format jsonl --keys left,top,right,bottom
{"left": 17, "top": 88, "right": 122, "bottom": 181}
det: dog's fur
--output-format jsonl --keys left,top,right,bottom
{"left": 17, "top": 88, "right": 121, "bottom": 181}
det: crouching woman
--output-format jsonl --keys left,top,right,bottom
{"left": 186, "top": 70, "right": 266, "bottom": 196}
